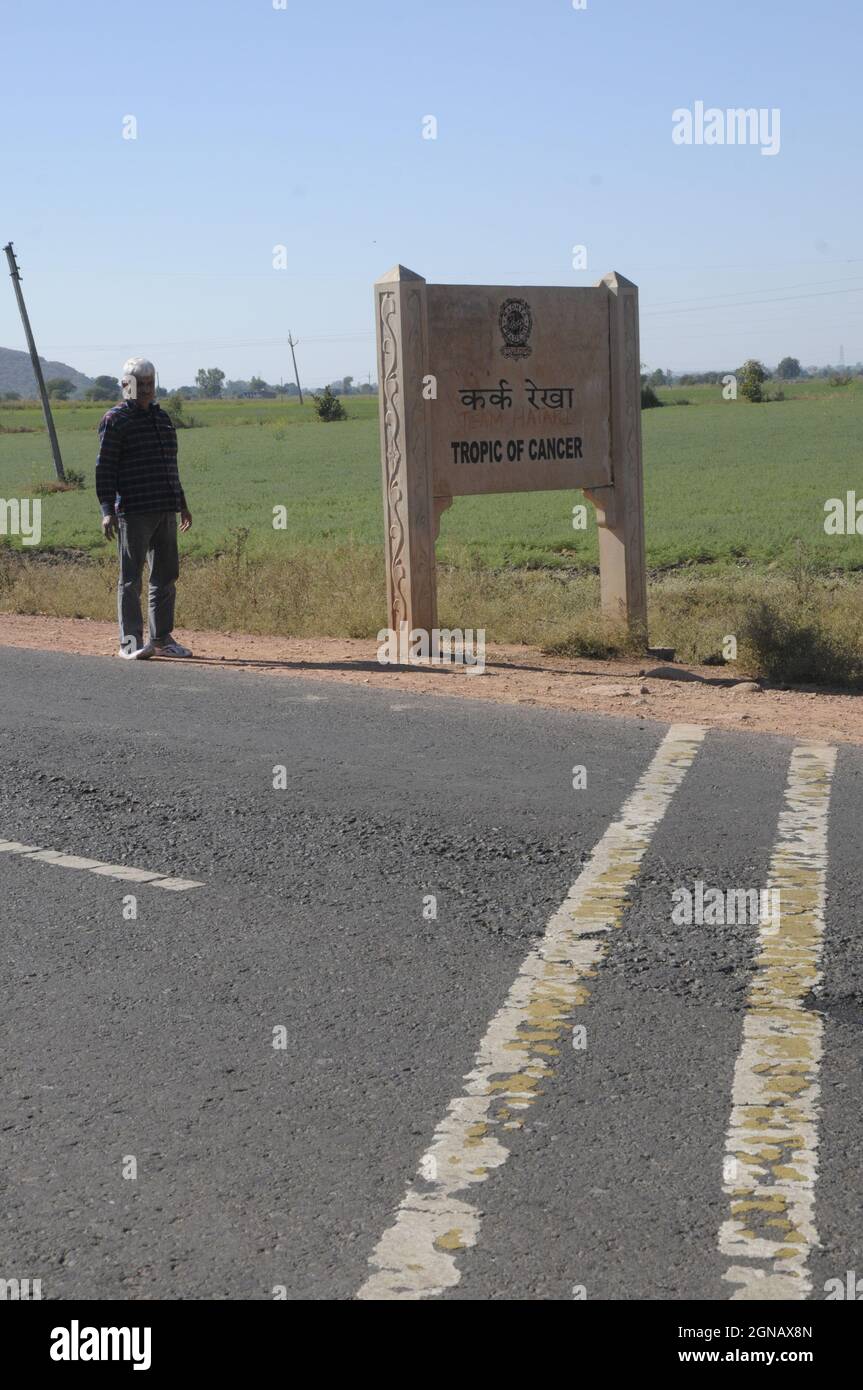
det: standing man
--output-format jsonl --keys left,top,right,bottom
{"left": 96, "top": 357, "right": 193, "bottom": 659}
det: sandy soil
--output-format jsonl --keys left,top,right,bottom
{"left": 2, "top": 611, "right": 863, "bottom": 745}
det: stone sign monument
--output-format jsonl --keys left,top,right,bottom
{"left": 374, "top": 266, "right": 647, "bottom": 637}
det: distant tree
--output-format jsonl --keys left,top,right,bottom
{"left": 195, "top": 367, "right": 225, "bottom": 398}
{"left": 311, "top": 384, "right": 347, "bottom": 421}
{"left": 342, "top": 375, "right": 354, "bottom": 395}
{"left": 648, "top": 368, "right": 666, "bottom": 387}
{"left": 84, "top": 374, "right": 121, "bottom": 401}
{"left": 739, "top": 359, "right": 767, "bottom": 403}
{"left": 776, "top": 356, "right": 801, "bottom": 380}
{"left": 249, "top": 375, "right": 267, "bottom": 393}
{"left": 46, "top": 377, "right": 75, "bottom": 400}
{"left": 2, "top": 390, "right": 22, "bottom": 400}
{"left": 679, "top": 371, "right": 725, "bottom": 386}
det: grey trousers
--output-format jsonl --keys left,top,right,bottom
{"left": 117, "top": 511, "right": 179, "bottom": 648}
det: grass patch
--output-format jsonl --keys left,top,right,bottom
{"left": 29, "top": 471, "right": 86, "bottom": 496}
{"left": 2, "top": 382, "right": 863, "bottom": 571}
{"left": 3, "top": 548, "right": 863, "bottom": 687}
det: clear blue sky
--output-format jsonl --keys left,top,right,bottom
{"left": 2, "top": 0, "right": 860, "bottom": 387}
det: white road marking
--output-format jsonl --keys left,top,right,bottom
{"left": 91, "top": 865, "right": 164, "bottom": 882}
{"left": 356, "top": 722, "right": 707, "bottom": 1300}
{"left": 0, "top": 839, "right": 203, "bottom": 891}
{"left": 25, "top": 851, "right": 103, "bottom": 869}
{"left": 719, "top": 742, "right": 836, "bottom": 1300}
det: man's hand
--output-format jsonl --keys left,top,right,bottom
{"left": 180, "top": 509, "right": 193, "bottom": 533}
{"left": 102, "top": 514, "right": 117, "bottom": 542}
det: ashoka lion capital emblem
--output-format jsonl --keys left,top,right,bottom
{"left": 499, "top": 297, "right": 533, "bottom": 360}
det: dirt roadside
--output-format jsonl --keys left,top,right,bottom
{"left": 2, "top": 611, "right": 863, "bottom": 745}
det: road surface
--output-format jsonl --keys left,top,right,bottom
{"left": 1, "top": 646, "right": 861, "bottom": 1300}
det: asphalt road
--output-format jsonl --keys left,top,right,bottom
{"left": 1, "top": 646, "right": 861, "bottom": 1301}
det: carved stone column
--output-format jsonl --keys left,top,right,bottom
{"left": 374, "top": 265, "right": 438, "bottom": 636}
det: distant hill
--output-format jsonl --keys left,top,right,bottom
{"left": 0, "top": 346, "right": 95, "bottom": 398}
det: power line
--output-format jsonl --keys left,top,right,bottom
{"left": 37, "top": 333, "right": 374, "bottom": 352}
{"left": 643, "top": 286, "right": 863, "bottom": 318}
{"left": 24, "top": 278, "right": 863, "bottom": 359}
{"left": 645, "top": 276, "right": 863, "bottom": 309}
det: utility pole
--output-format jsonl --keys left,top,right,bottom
{"left": 3, "top": 242, "right": 65, "bottom": 481}
{"left": 287, "top": 332, "right": 303, "bottom": 404}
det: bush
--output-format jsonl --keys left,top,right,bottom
{"left": 164, "top": 392, "right": 186, "bottom": 426}
{"left": 311, "top": 385, "right": 347, "bottom": 422}
{"left": 640, "top": 384, "right": 663, "bottom": 409}
{"left": 738, "top": 599, "right": 862, "bottom": 686}
{"left": 739, "top": 359, "right": 767, "bottom": 403}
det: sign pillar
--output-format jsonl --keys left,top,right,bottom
{"left": 374, "top": 265, "right": 438, "bottom": 635}
{"left": 586, "top": 271, "right": 648, "bottom": 636}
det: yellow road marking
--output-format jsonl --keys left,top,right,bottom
{"left": 720, "top": 743, "right": 836, "bottom": 1300}
{"left": 357, "top": 723, "right": 706, "bottom": 1300}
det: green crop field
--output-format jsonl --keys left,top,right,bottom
{"left": 3, "top": 380, "right": 863, "bottom": 684}
{"left": 1, "top": 378, "right": 862, "bottom": 573}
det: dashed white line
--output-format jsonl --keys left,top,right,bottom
{"left": 0, "top": 840, "right": 204, "bottom": 891}
{"left": 356, "top": 722, "right": 707, "bottom": 1300}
